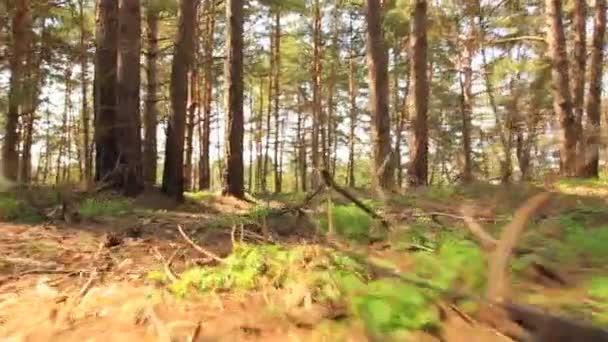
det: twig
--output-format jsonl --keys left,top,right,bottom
{"left": 190, "top": 321, "right": 202, "bottom": 342}
{"left": 460, "top": 205, "right": 499, "bottom": 251}
{"left": 152, "top": 247, "right": 180, "bottom": 282}
{"left": 177, "top": 225, "right": 224, "bottom": 263}
{"left": 76, "top": 268, "right": 97, "bottom": 300}
{"left": 486, "top": 192, "right": 551, "bottom": 302}
{"left": 320, "top": 170, "right": 390, "bottom": 229}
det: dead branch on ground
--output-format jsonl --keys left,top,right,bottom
{"left": 177, "top": 225, "right": 224, "bottom": 263}
{"left": 320, "top": 170, "right": 390, "bottom": 229}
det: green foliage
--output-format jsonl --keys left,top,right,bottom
{"left": 586, "top": 277, "right": 608, "bottom": 325}
{"left": 350, "top": 279, "right": 439, "bottom": 333}
{"left": 414, "top": 239, "right": 486, "bottom": 292}
{"left": 147, "top": 270, "right": 168, "bottom": 283}
{"left": 318, "top": 204, "right": 374, "bottom": 242}
{"left": 184, "top": 191, "right": 215, "bottom": 203}
{"left": 556, "top": 177, "right": 608, "bottom": 190}
{"left": 0, "top": 193, "right": 42, "bottom": 222}
{"left": 78, "top": 197, "right": 134, "bottom": 218}
{"left": 543, "top": 214, "right": 608, "bottom": 265}
{"left": 170, "top": 244, "right": 307, "bottom": 296}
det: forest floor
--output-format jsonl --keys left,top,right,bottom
{"left": 0, "top": 179, "right": 607, "bottom": 341}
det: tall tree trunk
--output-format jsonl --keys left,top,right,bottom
{"left": 94, "top": 0, "right": 119, "bottom": 182}
{"left": 366, "top": 0, "right": 393, "bottom": 190}
{"left": 4, "top": 0, "right": 31, "bottom": 181}
{"left": 546, "top": 0, "right": 577, "bottom": 177}
{"left": 408, "top": 0, "right": 429, "bottom": 186}
{"left": 79, "top": 0, "right": 91, "bottom": 183}
{"left": 326, "top": 3, "right": 339, "bottom": 175}
{"left": 199, "top": 0, "right": 216, "bottom": 190}
{"left": 272, "top": 12, "right": 282, "bottom": 193}
{"left": 583, "top": 0, "right": 605, "bottom": 177}
{"left": 393, "top": 40, "right": 409, "bottom": 188}
{"left": 571, "top": 0, "right": 586, "bottom": 175}
{"left": 347, "top": 12, "right": 357, "bottom": 188}
{"left": 117, "top": 0, "right": 143, "bottom": 196}
{"left": 248, "top": 92, "right": 254, "bottom": 193}
{"left": 297, "top": 90, "right": 307, "bottom": 191}
{"left": 311, "top": 0, "right": 322, "bottom": 186}
{"left": 144, "top": 6, "right": 159, "bottom": 186}
{"left": 163, "top": 0, "right": 199, "bottom": 201}
{"left": 262, "top": 34, "right": 273, "bottom": 193}
{"left": 460, "top": 18, "right": 474, "bottom": 183}
{"left": 255, "top": 76, "right": 264, "bottom": 192}
{"left": 222, "top": 0, "right": 245, "bottom": 198}
{"left": 185, "top": 69, "right": 199, "bottom": 191}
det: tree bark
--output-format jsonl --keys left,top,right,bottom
{"left": 311, "top": 0, "right": 322, "bottom": 186}
{"left": 163, "top": 0, "right": 199, "bottom": 201}
{"left": 222, "top": 0, "right": 245, "bottom": 198}
{"left": 79, "top": 0, "right": 91, "bottom": 183}
{"left": 347, "top": 12, "right": 357, "bottom": 188}
{"left": 272, "top": 12, "right": 282, "bottom": 193}
{"left": 185, "top": 69, "right": 199, "bottom": 191}
{"left": 460, "top": 18, "right": 474, "bottom": 183}
{"left": 4, "top": 0, "right": 31, "bottom": 181}
{"left": 297, "top": 90, "right": 307, "bottom": 192}
{"left": 199, "top": 0, "right": 216, "bottom": 190}
{"left": 144, "top": 6, "right": 159, "bottom": 186}
{"left": 94, "top": 0, "right": 119, "bottom": 183}
{"left": 583, "top": 0, "right": 605, "bottom": 177}
{"left": 116, "top": 0, "right": 144, "bottom": 196}
{"left": 408, "top": 0, "right": 429, "bottom": 187}
{"left": 571, "top": 0, "right": 586, "bottom": 175}
{"left": 545, "top": 0, "right": 577, "bottom": 177}
{"left": 365, "top": 0, "right": 394, "bottom": 190}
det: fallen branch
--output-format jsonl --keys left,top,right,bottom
{"left": 486, "top": 192, "right": 551, "bottom": 302}
{"left": 177, "top": 225, "right": 224, "bottom": 263}
{"left": 152, "top": 247, "right": 180, "bottom": 282}
{"left": 320, "top": 170, "right": 390, "bottom": 229}
{"left": 460, "top": 205, "right": 500, "bottom": 251}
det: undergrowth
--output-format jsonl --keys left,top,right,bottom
{"left": 318, "top": 204, "right": 376, "bottom": 242}
{"left": 156, "top": 237, "right": 487, "bottom": 336}
{"left": 0, "top": 193, "right": 42, "bottom": 222}
{"left": 586, "top": 277, "right": 608, "bottom": 325}
{"left": 78, "top": 197, "right": 134, "bottom": 217}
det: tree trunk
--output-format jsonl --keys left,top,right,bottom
{"left": 79, "top": 0, "right": 91, "bottom": 183}
{"left": 545, "top": 0, "right": 577, "bottom": 177}
{"left": 144, "top": 6, "right": 159, "bottom": 186}
{"left": 4, "top": 0, "right": 31, "bottom": 181}
{"left": 393, "top": 41, "right": 409, "bottom": 188}
{"left": 262, "top": 34, "right": 273, "bottom": 193}
{"left": 408, "top": 0, "right": 429, "bottom": 187}
{"left": 185, "top": 69, "right": 199, "bottom": 191}
{"left": 116, "top": 0, "right": 143, "bottom": 196}
{"left": 297, "top": 90, "right": 307, "bottom": 192}
{"left": 583, "top": 0, "right": 605, "bottom": 177}
{"left": 460, "top": 19, "right": 474, "bottom": 183}
{"left": 255, "top": 76, "right": 265, "bottom": 192}
{"left": 366, "top": 0, "right": 393, "bottom": 190}
{"left": 326, "top": 3, "right": 339, "bottom": 176}
{"left": 272, "top": 12, "right": 282, "bottom": 193}
{"left": 222, "top": 0, "right": 245, "bottom": 198}
{"left": 94, "top": 0, "right": 119, "bottom": 182}
{"left": 199, "top": 0, "right": 216, "bottom": 190}
{"left": 347, "top": 13, "right": 357, "bottom": 188}
{"left": 311, "top": 0, "right": 321, "bottom": 186}
{"left": 248, "top": 92, "right": 254, "bottom": 193}
{"left": 571, "top": 0, "right": 586, "bottom": 175}
{"left": 163, "top": 0, "right": 199, "bottom": 201}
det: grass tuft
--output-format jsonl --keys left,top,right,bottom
{"left": 78, "top": 197, "right": 134, "bottom": 218}
{"left": 0, "top": 193, "right": 42, "bottom": 222}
